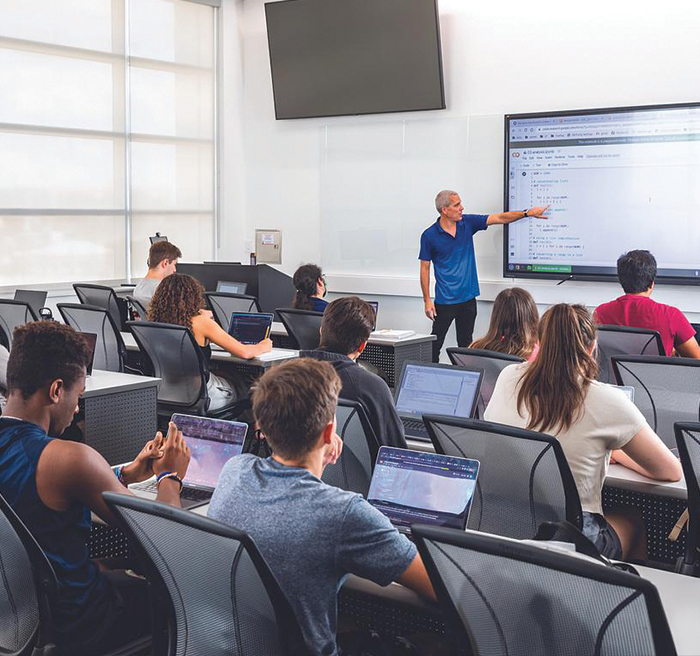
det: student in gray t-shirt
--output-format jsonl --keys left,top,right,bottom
{"left": 208, "top": 359, "right": 435, "bottom": 656}
{"left": 132, "top": 240, "right": 182, "bottom": 312}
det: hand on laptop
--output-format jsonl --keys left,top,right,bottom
{"left": 153, "top": 421, "right": 191, "bottom": 480}
{"left": 323, "top": 431, "right": 343, "bottom": 468}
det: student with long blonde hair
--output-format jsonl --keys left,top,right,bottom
{"left": 470, "top": 287, "right": 539, "bottom": 361}
{"left": 485, "top": 303, "right": 681, "bottom": 560}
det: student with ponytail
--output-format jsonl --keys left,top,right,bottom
{"left": 292, "top": 263, "right": 329, "bottom": 312}
{"left": 470, "top": 287, "right": 539, "bottom": 361}
{"left": 485, "top": 303, "right": 681, "bottom": 560}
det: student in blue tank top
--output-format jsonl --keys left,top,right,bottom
{"left": 0, "top": 322, "right": 190, "bottom": 655}
{"left": 419, "top": 190, "right": 549, "bottom": 361}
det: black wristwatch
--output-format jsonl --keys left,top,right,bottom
{"left": 522, "top": 208, "right": 529, "bottom": 217}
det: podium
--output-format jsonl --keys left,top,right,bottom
{"left": 177, "top": 263, "right": 296, "bottom": 316}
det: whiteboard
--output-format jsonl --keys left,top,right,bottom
{"left": 320, "top": 114, "right": 506, "bottom": 280}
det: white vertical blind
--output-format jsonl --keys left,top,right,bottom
{"left": 0, "top": 0, "right": 216, "bottom": 286}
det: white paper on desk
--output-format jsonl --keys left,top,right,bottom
{"left": 371, "top": 329, "right": 415, "bottom": 340}
{"left": 257, "top": 350, "right": 298, "bottom": 362}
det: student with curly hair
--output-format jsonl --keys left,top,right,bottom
{"left": 148, "top": 273, "right": 272, "bottom": 409}
{"left": 470, "top": 287, "right": 540, "bottom": 361}
{"left": 292, "top": 263, "right": 329, "bottom": 312}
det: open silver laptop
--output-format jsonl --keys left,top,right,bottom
{"left": 394, "top": 362, "right": 483, "bottom": 441}
{"left": 368, "top": 446, "right": 479, "bottom": 535}
{"left": 131, "top": 414, "right": 247, "bottom": 509}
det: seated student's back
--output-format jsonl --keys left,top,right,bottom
{"left": 300, "top": 296, "right": 406, "bottom": 448}
{"left": 133, "top": 240, "right": 182, "bottom": 310}
{"left": 594, "top": 250, "right": 699, "bottom": 357}
{"left": 208, "top": 359, "right": 433, "bottom": 656}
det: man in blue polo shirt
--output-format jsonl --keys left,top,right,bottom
{"left": 419, "top": 190, "right": 548, "bottom": 361}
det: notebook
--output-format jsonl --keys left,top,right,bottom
{"left": 228, "top": 312, "right": 274, "bottom": 344}
{"left": 130, "top": 414, "right": 247, "bottom": 509}
{"left": 394, "top": 362, "right": 483, "bottom": 440}
{"left": 368, "top": 446, "right": 479, "bottom": 534}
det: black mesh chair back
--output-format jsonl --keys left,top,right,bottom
{"left": 612, "top": 355, "right": 700, "bottom": 449}
{"left": 73, "top": 283, "right": 124, "bottom": 331}
{"left": 424, "top": 416, "right": 582, "bottom": 539}
{"left": 322, "top": 399, "right": 380, "bottom": 497}
{"left": 674, "top": 422, "right": 700, "bottom": 575}
{"left": 0, "top": 299, "right": 38, "bottom": 349}
{"left": 446, "top": 347, "right": 523, "bottom": 417}
{"left": 128, "top": 321, "right": 209, "bottom": 415}
{"left": 57, "top": 303, "right": 125, "bottom": 373}
{"left": 0, "top": 492, "right": 58, "bottom": 656}
{"left": 205, "top": 292, "right": 262, "bottom": 332}
{"left": 126, "top": 295, "right": 149, "bottom": 320}
{"left": 276, "top": 308, "right": 323, "bottom": 350}
{"left": 413, "top": 525, "right": 677, "bottom": 656}
{"left": 103, "top": 492, "right": 308, "bottom": 656}
{"left": 597, "top": 325, "right": 664, "bottom": 384}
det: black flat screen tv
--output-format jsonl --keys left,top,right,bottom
{"left": 265, "top": 0, "right": 445, "bottom": 120}
{"left": 503, "top": 101, "right": 700, "bottom": 285}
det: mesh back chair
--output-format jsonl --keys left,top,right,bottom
{"left": 597, "top": 325, "right": 664, "bottom": 384}
{"left": 321, "top": 399, "right": 380, "bottom": 497}
{"left": 424, "top": 416, "right": 582, "bottom": 539}
{"left": 58, "top": 303, "right": 125, "bottom": 373}
{"left": 692, "top": 322, "right": 700, "bottom": 345}
{"left": 674, "top": 422, "right": 700, "bottom": 576}
{"left": 276, "top": 308, "right": 323, "bottom": 350}
{"left": 73, "top": 283, "right": 125, "bottom": 331}
{"left": 612, "top": 355, "right": 700, "bottom": 449}
{"left": 126, "top": 295, "right": 149, "bottom": 321}
{"left": 128, "top": 320, "right": 242, "bottom": 420}
{"left": 102, "top": 492, "right": 309, "bottom": 656}
{"left": 205, "top": 292, "right": 262, "bottom": 332}
{"left": 413, "top": 525, "right": 677, "bottom": 656}
{"left": 446, "top": 348, "right": 523, "bottom": 418}
{"left": 0, "top": 492, "right": 57, "bottom": 656}
{"left": 0, "top": 299, "right": 38, "bottom": 349}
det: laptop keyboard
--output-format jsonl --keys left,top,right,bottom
{"left": 402, "top": 418, "right": 428, "bottom": 437}
{"left": 130, "top": 480, "right": 212, "bottom": 502}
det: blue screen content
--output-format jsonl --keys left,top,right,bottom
{"left": 228, "top": 313, "right": 272, "bottom": 344}
{"left": 172, "top": 415, "right": 247, "bottom": 488}
{"left": 395, "top": 365, "right": 480, "bottom": 418}
{"left": 368, "top": 447, "right": 478, "bottom": 530}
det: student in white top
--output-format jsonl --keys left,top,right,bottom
{"left": 484, "top": 303, "right": 681, "bottom": 560}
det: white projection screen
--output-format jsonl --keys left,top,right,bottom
{"left": 504, "top": 102, "right": 700, "bottom": 284}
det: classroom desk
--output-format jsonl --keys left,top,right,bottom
{"left": 270, "top": 322, "right": 435, "bottom": 387}
{"left": 82, "top": 370, "right": 160, "bottom": 466}
{"left": 121, "top": 331, "right": 298, "bottom": 382}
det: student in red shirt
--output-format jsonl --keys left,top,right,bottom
{"left": 594, "top": 250, "right": 700, "bottom": 358}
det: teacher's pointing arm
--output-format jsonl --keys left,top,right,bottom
{"left": 486, "top": 205, "right": 549, "bottom": 226}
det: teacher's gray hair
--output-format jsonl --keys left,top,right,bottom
{"left": 435, "top": 190, "right": 458, "bottom": 214}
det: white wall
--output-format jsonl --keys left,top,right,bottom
{"left": 218, "top": 0, "right": 700, "bottom": 351}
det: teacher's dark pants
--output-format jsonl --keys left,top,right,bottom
{"left": 431, "top": 298, "right": 477, "bottom": 362}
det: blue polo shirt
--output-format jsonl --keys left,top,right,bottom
{"left": 419, "top": 214, "right": 488, "bottom": 304}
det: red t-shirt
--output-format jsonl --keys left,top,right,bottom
{"left": 594, "top": 294, "right": 695, "bottom": 356}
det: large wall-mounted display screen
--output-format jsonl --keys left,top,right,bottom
{"left": 504, "top": 103, "right": 700, "bottom": 284}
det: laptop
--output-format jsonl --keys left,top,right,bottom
{"left": 617, "top": 385, "right": 635, "bottom": 402}
{"left": 78, "top": 332, "right": 97, "bottom": 376}
{"left": 368, "top": 446, "right": 479, "bottom": 534}
{"left": 131, "top": 414, "right": 247, "bottom": 509}
{"left": 394, "top": 362, "right": 483, "bottom": 440}
{"left": 14, "top": 289, "right": 47, "bottom": 316}
{"left": 228, "top": 312, "right": 274, "bottom": 344}
{"left": 217, "top": 280, "right": 248, "bottom": 295}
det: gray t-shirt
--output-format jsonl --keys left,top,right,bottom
{"left": 132, "top": 277, "right": 160, "bottom": 310}
{"left": 208, "top": 455, "right": 416, "bottom": 656}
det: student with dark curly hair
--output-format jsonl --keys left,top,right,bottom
{"left": 0, "top": 322, "right": 190, "bottom": 655}
{"left": 292, "top": 263, "right": 329, "bottom": 312}
{"left": 148, "top": 273, "right": 272, "bottom": 409}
